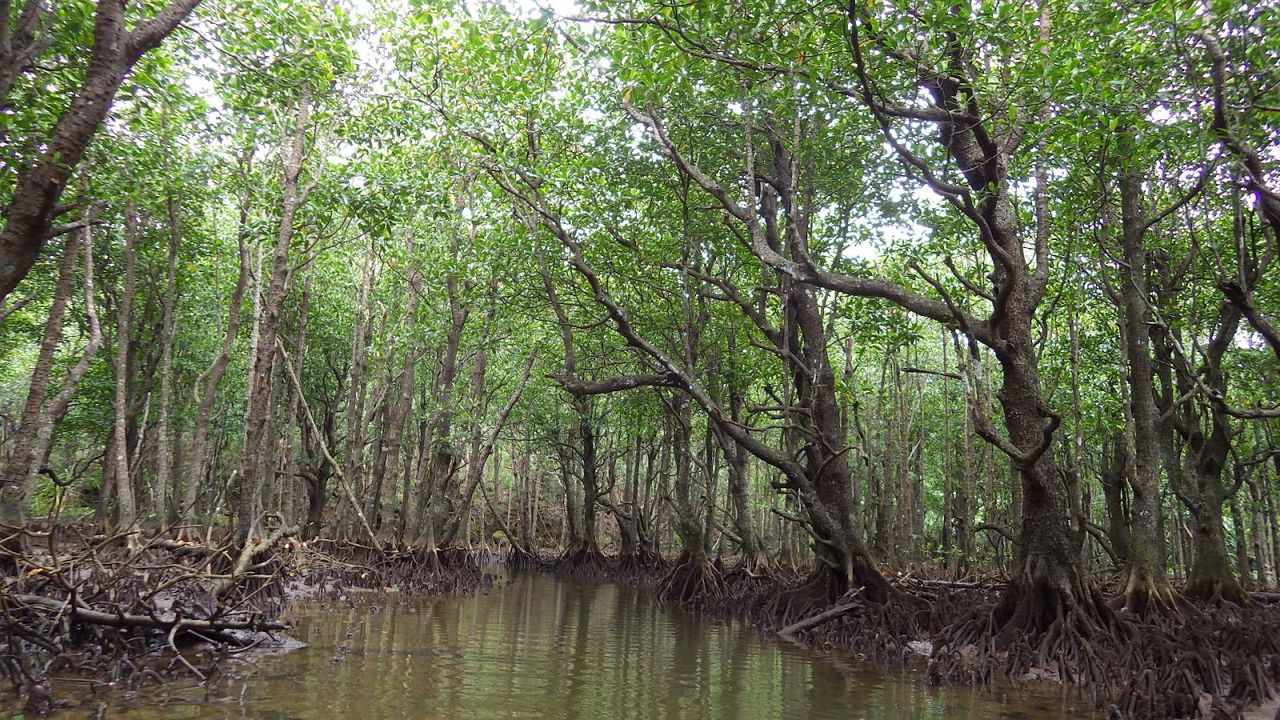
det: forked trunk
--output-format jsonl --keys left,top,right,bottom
{"left": 1183, "top": 478, "right": 1250, "bottom": 604}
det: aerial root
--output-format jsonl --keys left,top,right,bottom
{"left": 550, "top": 544, "right": 611, "bottom": 577}
{"left": 657, "top": 552, "right": 725, "bottom": 608}
{"left": 1184, "top": 575, "right": 1254, "bottom": 607}
{"left": 928, "top": 581, "right": 1280, "bottom": 718}
{"left": 764, "top": 570, "right": 841, "bottom": 623}
{"left": 295, "top": 540, "right": 488, "bottom": 594}
{"left": 1113, "top": 575, "right": 1204, "bottom": 624}
{"left": 505, "top": 544, "right": 544, "bottom": 571}
{"left": 614, "top": 547, "right": 662, "bottom": 575}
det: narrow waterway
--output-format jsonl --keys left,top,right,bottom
{"left": 61, "top": 574, "right": 1091, "bottom": 719}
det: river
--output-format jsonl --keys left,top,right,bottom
{"left": 48, "top": 573, "right": 1090, "bottom": 718}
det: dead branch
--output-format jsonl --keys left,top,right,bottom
{"left": 7, "top": 593, "right": 287, "bottom": 635}
{"left": 210, "top": 518, "right": 300, "bottom": 598}
{"left": 777, "top": 593, "right": 865, "bottom": 637}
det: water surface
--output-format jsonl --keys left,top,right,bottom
{"left": 50, "top": 574, "right": 1090, "bottom": 719}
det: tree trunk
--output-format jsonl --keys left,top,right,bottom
{"left": 439, "top": 307, "right": 492, "bottom": 547}
{"left": 0, "top": 229, "right": 80, "bottom": 526}
{"left": 341, "top": 237, "right": 375, "bottom": 537}
{"left": 535, "top": 237, "right": 603, "bottom": 562}
{"left": 236, "top": 88, "right": 311, "bottom": 544}
{"left": 670, "top": 397, "right": 704, "bottom": 559}
{"left": 373, "top": 232, "right": 418, "bottom": 535}
{"left": 615, "top": 437, "right": 641, "bottom": 560}
{"left": 442, "top": 347, "right": 535, "bottom": 548}
{"left": 1182, "top": 457, "right": 1249, "bottom": 603}
{"left": 788, "top": 280, "right": 890, "bottom": 602}
{"left": 1247, "top": 475, "right": 1270, "bottom": 588}
{"left": 27, "top": 229, "right": 103, "bottom": 511}
{"left": 1152, "top": 294, "right": 1250, "bottom": 603}
{"left": 573, "top": 406, "right": 601, "bottom": 557}
{"left": 109, "top": 203, "right": 141, "bottom": 538}
{"left": 720, "top": 391, "right": 763, "bottom": 571}
{"left": 416, "top": 285, "right": 466, "bottom": 551}
{"left": 280, "top": 263, "right": 312, "bottom": 526}
{"left": 1099, "top": 437, "right": 1132, "bottom": 566}
{"left": 558, "top": 443, "right": 581, "bottom": 551}
{"left": 977, "top": 177, "right": 1105, "bottom": 636}
{"left": 1116, "top": 154, "right": 1175, "bottom": 612}
{"left": 301, "top": 400, "right": 336, "bottom": 540}
{"left": 181, "top": 171, "right": 251, "bottom": 528}
{"left": 990, "top": 339, "right": 1108, "bottom": 635}
{"left": 152, "top": 190, "right": 181, "bottom": 524}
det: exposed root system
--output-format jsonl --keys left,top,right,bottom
{"left": 1, "top": 530, "right": 497, "bottom": 713}
{"left": 1, "top": 524, "right": 299, "bottom": 714}
{"left": 927, "top": 576, "right": 1280, "bottom": 719}
{"left": 1113, "top": 573, "right": 1201, "bottom": 623}
{"left": 657, "top": 551, "right": 725, "bottom": 608}
{"left": 536, "top": 550, "right": 1280, "bottom": 718}
{"left": 7, "top": 537, "right": 1280, "bottom": 719}
{"left": 292, "top": 539, "right": 490, "bottom": 596}
{"left": 1184, "top": 575, "right": 1255, "bottom": 607}
{"left": 549, "top": 544, "right": 612, "bottom": 577}
{"left": 614, "top": 546, "right": 663, "bottom": 576}
{"left": 505, "top": 544, "right": 545, "bottom": 571}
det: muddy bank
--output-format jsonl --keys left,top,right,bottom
{"left": 7, "top": 537, "right": 1279, "bottom": 720}
{"left": 36, "top": 573, "right": 1094, "bottom": 720}
{"left": 0, "top": 528, "right": 499, "bottom": 715}
{"left": 538, "top": 551, "right": 1280, "bottom": 720}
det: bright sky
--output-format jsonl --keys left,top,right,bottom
{"left": 509, "top": 0, "right": 581, "bottom": 16}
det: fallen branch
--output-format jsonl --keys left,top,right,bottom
{"left": 211, "top": 518, "right": 299, "bottom": 598}
{"left": 896, "top": 578, "right": 991, "bottom": 590}
{"left": 150, "top": 538, "right": 221, "bottom": 557}
{"left": 8, "top": 593, "right": 287, "bottom": 635}
{"left": 777, "top": 595, "right": 864, "bottom": 637}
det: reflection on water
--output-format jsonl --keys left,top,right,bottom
{"left": 47, "top": 574, "right": 1090, "bottom": 719}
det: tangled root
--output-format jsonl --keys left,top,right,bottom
{"left": 933, "top": 571, "right": 1127, "bottom": 690}
{"left": 296, "top": 540, "right": 486, "bottom": 595}
{"left": 929, "top": 575, "right": 1280, "bottom": 718}
{"left": 611, "top": 546, "right": 662, "bottom": 578}
{"left": 731, "top": 552, "right": 779, "bottom": 579}
{"left": 764, "top": 570, "right": 840, "bottom": 623}
{"left": 1184, "top": 574, "right": 1254, "bottom": 608}
{"left": 505, "top": 545, "right": 544, "bottom": 571}
{"left": 657, "top": 551, "right": 725, "bottom": 608}
{"left": 1111, "top": 571, "right": 1203, "bottom": 624}
{"left": 551, "top": 543, "right": 610, "bottom": 576}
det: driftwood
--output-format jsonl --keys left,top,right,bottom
{"left": 777, "top": 596, "right": 864, "bottom": 637}
{"left": 8, "top": 593, "right": 287, "bottom": 634}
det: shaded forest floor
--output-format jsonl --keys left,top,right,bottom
{"left": 4, "top": 532, "right": 1280, "bottom": 719}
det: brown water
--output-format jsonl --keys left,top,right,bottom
{"left": 44, "top": 573, "right": 1090, "bottom": 719}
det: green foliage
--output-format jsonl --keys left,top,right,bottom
{"left": 1, "top": 0, "right": 1276, "bottom": 577}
